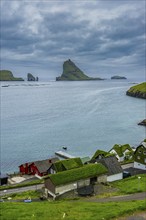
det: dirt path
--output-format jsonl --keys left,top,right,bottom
{"left": 85, "top": 192, "right": 146, "bottom": 203}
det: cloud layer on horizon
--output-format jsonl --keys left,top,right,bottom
{"left": 1, "top": 0, "right": 145, "bottom": 79}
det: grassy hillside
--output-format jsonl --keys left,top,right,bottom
{"left": 56, "top": 59, "right": 103, "bottom": 81}
{"left": 126, "top": 82, "right": 146, "bottom": 99}
{"left": 0, "top": 70, "right": 24, "bottom": 81}
{"left": 1, "top": 200, "right": 146, "bottom": 220}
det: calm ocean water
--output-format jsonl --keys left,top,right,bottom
{"left": 1, "top": 80, "right": 145, "bottom": 173}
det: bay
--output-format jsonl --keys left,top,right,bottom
{"left": 1, "top": 80, "right": 145, "bottom": 173}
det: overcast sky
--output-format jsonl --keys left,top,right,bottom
{"left": 1, "top": 0, "right": 145, "bottom": 80}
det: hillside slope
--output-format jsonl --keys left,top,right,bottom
{"left": 126, "top": 82, "right": 146, "bottom": 99}
{"left": 56, "top": 59, "right": 103, "bottom": 81}
{"left": 0, "top": 70, "right": 24, "bottom": 81}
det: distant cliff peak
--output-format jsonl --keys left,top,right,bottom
{"left": 56, "top": 59, "right": 103, "bottom": 81}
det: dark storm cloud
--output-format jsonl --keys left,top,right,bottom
{"left": 1, "top": 0, "right": 145, "bottom": 79}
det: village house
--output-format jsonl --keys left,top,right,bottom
{"left": 93, "top": 156, "right": 123, "bottom": 182}
{"left": 91, "top": 150, "right": 112, "bottom": 160}
{"left": 19, "top": 157, "right": 59, "bottom": 176}
{"left": 52, "top": 157, "right": 83, "bottom": 172}
{"left": 133, "top": 141, "right": 146, "bottom": 170}
{"left": 44, "top": 163, "right": 107, "bottom": 199}
{"left": 109, "top": 144, "right": 133, "bottom": 162}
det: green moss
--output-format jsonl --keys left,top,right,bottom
{"left": 53, "top": 158, "right": 83, "bottom": 172}
{"left": 0, "top": 70, "right": 24, "bottom": 81}
{"left": 112, "top": 144, "right": 132, "bottom": 157}
{"left": 126, "top": 82, "right": 146, "bottom": 99}
{"left": 44, "top": 163, "right": 107, "bottom": 186}
{"left": 91, "top": 150, "right": 111, "bottom": 160}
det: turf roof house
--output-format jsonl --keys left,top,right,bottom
{"left": 19, "top": 157, "right": 59, "bottom": 176}
{"left": 52, "top": 157, "right": 83, "bottom": 172}
{"left": 133, "top": 141, "right": 146, "bottom": 170}
{"left": 44, "top": 163, "right": 107, "bottom": 199}
{"left": 90, "top": 150, "right": 123, "bottom": 182}
{"left": 109, "top": 144, "right": 133, "bottom": 162}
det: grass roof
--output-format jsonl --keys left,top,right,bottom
{"left": 45, "top": 163, "right": 107, "bottom": 186}
{"left": 53, "top": 158, "right": 83, "bottom": 172}
{"left": 91, "top": 150, "right": 112, "bottom": 160}
{"left": 112, "top": 144, "right": 132, "bottom": 157}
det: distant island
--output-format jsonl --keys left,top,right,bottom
{"left": 56, "top": 59, "right": 104, "bottom": 81}
{"left": 27, "top": 73, "right": 39, "bottom": 81}
{"left": 111, "top": 76, "right": 127, "bottom": 79}
{"left": 126, "top": 82, "right": 146, "bottom": 99}
{"left": 0, "top": 70, "right": 24, "bottom": 81}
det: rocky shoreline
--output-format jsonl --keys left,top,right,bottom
{"left": 126, "top": 82, "right": 146, "bottom": 99}
{"left": 138, "top": 119, "right": 146, "bottom": 126}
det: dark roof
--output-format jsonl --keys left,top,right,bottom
{"left": 96, "top": 156, "right": 123, "bottom": 175}
{"left": 34, "top": 158, "right": 59, "bottom": 173}
{"left": 44, "top": 163, "right": 107, "bottom": 186}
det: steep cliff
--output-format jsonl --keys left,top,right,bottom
{"left": 56, "top": 59, "right": 103, "bottom": 81}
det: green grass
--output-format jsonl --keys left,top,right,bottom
{"left": 111, "top": 174, "right": 146, "bottom": 194}
{"left": 1, "top": 200, "right": 146, "bottom": 220}
{"left": 1, "top": 190, "right": 41, "bottom": 200}
{"left": 0, "top": 179, "right": 44, "bottom": 191}
{"left": 0, "top": 70, "right": 24, "bottom": 81}
{"left": 128, "top": 82, "right": 146, "bottom": 93}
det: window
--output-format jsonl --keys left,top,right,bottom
{"left": 143, "top": 151, "right": 146, "bottom": 155}
{"left": 137, "top": 156, "right": 140, "bottom": 160}
{"left": 138, "top": 150, "right": 142, "bottom": 153}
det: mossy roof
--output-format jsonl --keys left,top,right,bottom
{"left": 91, "top": 150, "right": 112, "bottom": 160}
{"left": 53, "top": 157, "right": 83, "bottom": 172}
{"left": 112, "top": 144, "right": 132, "bottom": 157}
{"left": 134, "top": 145, "right": 146, "bottom": 165}
{"left": 44, "top": 163, "right": 107, "bottom": 186}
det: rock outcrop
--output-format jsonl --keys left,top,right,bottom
{"left": 0, "top": 70, "right": 24, "bottom": 81}
{"left": 27, "top": 73, "right": 38, "bottom": 81}
{"left": 138, "top": 119, "right": 146, "bottom": 126}
{"left": 111, "top": 76, "right": 127, "bottom": 79}
{"left": 126, "top": 82, "right": 146, "bottom": 99}
{"left": 56, "top": 59, "right": 103, "bottom": 81}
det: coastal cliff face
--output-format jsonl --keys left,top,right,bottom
{"left": 126, "top": 82, "right": 146, "bottom": 99}
{"left": 56, "top": 59, "right": 103, "bottom": 81}
{"left": 0, "top": 70, "right": 24, "bottom": 81}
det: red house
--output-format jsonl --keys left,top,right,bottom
{"left": 19, "top": 157, "right": 59, "bottom": 176}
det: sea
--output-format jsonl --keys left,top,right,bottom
{"left": 1, "top": 79, "right": 145, "bottom": 173}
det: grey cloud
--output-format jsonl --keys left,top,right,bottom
{"left": 1, "top": 0, "right": 145, "bottom": 79}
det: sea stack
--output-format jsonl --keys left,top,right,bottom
{"left": 56, "top": 59, "right": 103, "bottom": 81}
{"left": 27, "top": 73, "right": 38, "bottom": 81}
